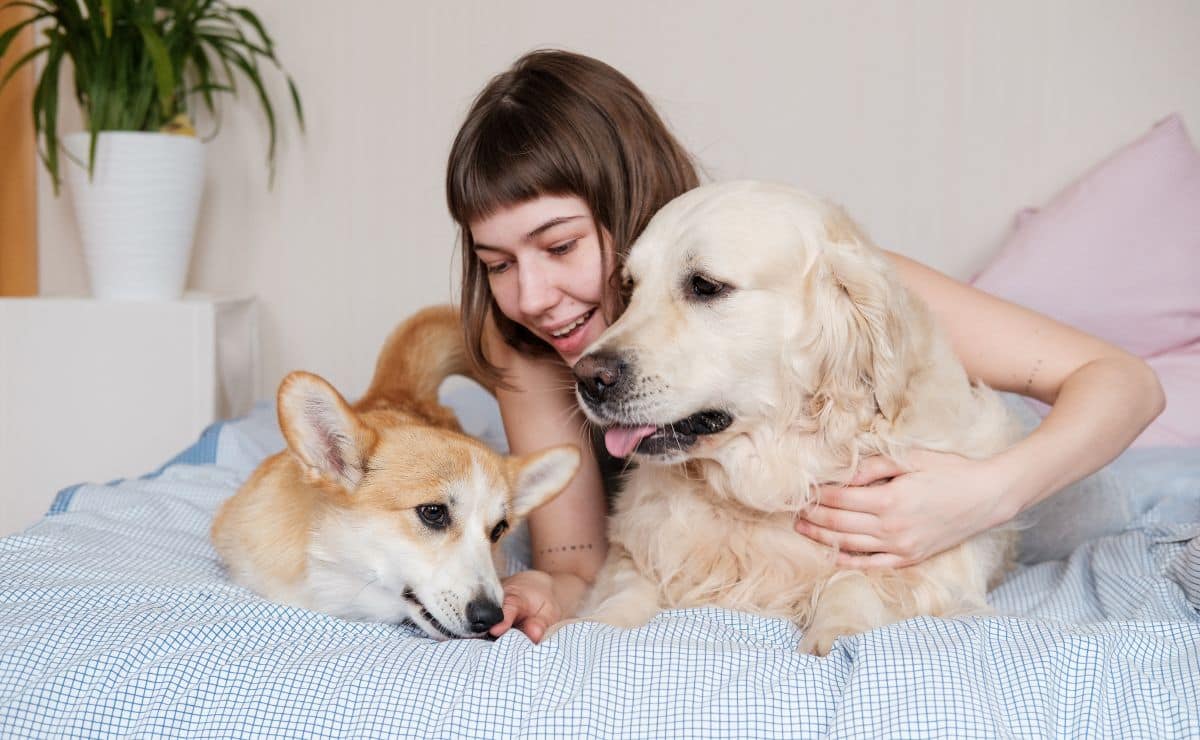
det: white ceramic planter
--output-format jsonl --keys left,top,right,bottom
{"left": 63, "top": 132, "right": 205, "bottom": 300}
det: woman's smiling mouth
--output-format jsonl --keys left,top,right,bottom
{"left": 545, "top": 308, "right": 599, "bottom": 359}
{"left": 549, "top": 309, "right": 595, "bottom": 338}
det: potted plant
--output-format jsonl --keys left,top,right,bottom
{"left": 0, "top": 0, "right": 303, "bottom": 299}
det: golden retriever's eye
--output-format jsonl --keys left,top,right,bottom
{"left": 417, "top": 504, "right": 450, "bottom": 530}
{"left": 489, "top": 520, "right": 509, "bottom": 543}
{"left": 689, "top": 273, "right": 727, "bottom": 299}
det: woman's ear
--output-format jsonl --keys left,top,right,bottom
{"left": 277, "top": 371, "right": 373, "bottom": 489}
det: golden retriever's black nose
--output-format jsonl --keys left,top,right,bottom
{"left": 466, "top": 596, "right": 504, "bottom": 633}
{"left": 574, "top": 352, "right": 624, "bottom": 404}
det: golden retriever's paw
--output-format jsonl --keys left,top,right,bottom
{"left": 581, "top": 604, "right": 657, "bottom": 631}
{"left": 541, "top": 617, "right": 588, "bottom": 641}
{"left": 798, "top": 625, "right": 845, "bottom": 657}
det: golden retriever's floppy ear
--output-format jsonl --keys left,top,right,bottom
{"left": 277, "top": 371, "right": 374, "bottom": 489}
{"left": 506, "top": 445, "right": 582, "bottom": 519}
{"left": 808, "top": 208, "right": 913, "bottom": 423}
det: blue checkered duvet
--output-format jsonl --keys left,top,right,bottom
{"left": 2, "top": 401, "right": 1198, "bottom": 739}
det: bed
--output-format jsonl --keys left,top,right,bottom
{"left": 1, "top": 378, "right": 1198, "bottom": 739}
{"left": 5, "top": 112, "right": 1200, "bottom": 738}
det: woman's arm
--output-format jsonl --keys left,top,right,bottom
{"left": 894, "top": 251, "right": 1164, "bottom": 508}
{"left": 795, "top": 251, "right": 1165, "bottom": 567}
{"left": 483, "top": 323, "right": 609, "bottom": 639}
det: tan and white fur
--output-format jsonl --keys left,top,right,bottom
{"left": 572, "top": 181, "right": 1020, "bottom": 655}
{"left": 212, "top": 305, "right": 580, "bottom": 639}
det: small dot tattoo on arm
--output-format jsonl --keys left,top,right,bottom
{"left": 537, "top": 543, "right": 597, "bottom": 556}
{"left": 1024, "top": 358, "right": 1043, "bottom": 395}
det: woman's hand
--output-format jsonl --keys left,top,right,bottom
{"left": 793, "top": 450, "right": 1016, "bottom": 568}
{"left": 488, "top": 569, "right": 586, "bottom": 643}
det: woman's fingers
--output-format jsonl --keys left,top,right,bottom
{"left": 796, "top": 503, "right": 882, "bottom": 536}
{"left": 521, "top": 617, "right": 549, "bottom": 643}
{"left": 815, "top": 484, "right": 894, "bottom": 515}
{"left": 835, "top": 551, "right": 908, "bottom": 569}
{"left": 850, "top": 455, "right": 904, "bottom": 486}
{"left": 794, "top": 518, "right": 887, "bottom": 554}
{"left": 489, "top": 593, "right": 524, "bottom": 636}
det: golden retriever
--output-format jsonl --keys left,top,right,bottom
{"left": 571, "top": 181, "right": 1019, "bottom": 655}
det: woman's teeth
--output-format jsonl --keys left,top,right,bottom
{"left": 550, "top": 310, "right": 592, "bottom": 338}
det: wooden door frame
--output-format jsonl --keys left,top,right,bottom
{"left": 0, "top": 9, "right": 38, "bottom": 296}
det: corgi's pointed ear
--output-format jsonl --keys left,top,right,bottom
{"left": 506, "top": 445, "right": 581, "bottom": 518}
{"left": 277, "top": 371, "right": 373, "bottom": 489}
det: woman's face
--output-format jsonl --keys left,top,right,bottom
{"left": 470, "top": 194, "right": 612, "bottom": 365}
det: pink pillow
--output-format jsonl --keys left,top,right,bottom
{"left": 972, "top": 114, "right": 1200, "bottom": 447}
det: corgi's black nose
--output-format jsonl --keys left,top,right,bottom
{"left": 574, "top": 351, "right": 625, "bottom": 405}
{"left": 466, "top": 596, "right": 504, "bottom": 634}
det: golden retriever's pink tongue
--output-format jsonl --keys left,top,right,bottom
{"left": 604, "top": 426, "right": 657, "bottom": 458}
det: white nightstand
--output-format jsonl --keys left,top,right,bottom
{"left": 0, "top": 293, "right": 258, "bottom": 535}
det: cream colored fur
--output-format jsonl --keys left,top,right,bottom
{"left": 576, "top": 181, "right": 1020, "bottom": 655}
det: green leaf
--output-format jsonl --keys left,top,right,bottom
{"left": 0, "top": 40, "right": 47, "bottom": 92}
{"left": 188, "top": 44, "right": 216, "bottom": 113}
{"left": 34, "top": 34, "right": 63, "bottom": 191}
{"left": 215, "top": 40, "right": 276, "bottom": 160}
{"left": 187, "top": 80, "right": 231, "bottom": 96}
{"left": 0, "top": 10, "right": 51, "bottom": 64}
{"left": 0, "top": 0, "right": 55, "bottom": 32}
{"left": 134, "top": 20, "right": 175, "bottom": 118}
{"left": 100, "top": 0, "right": 112, "bottom": 38}
{"left": 229, "top": 6, "right": 272, "bottom": 54}
{"left": 44, "top": 35, "right": 63, "bottom": 182}
{"left": 287, "top": 76, "right": 303, "bottom": 131}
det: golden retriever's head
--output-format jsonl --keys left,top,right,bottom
{"left": 575, "top": 180, "right": 916, "bottom": 466}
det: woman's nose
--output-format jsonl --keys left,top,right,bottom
{"left": 517, "top": 262, "right": 559, "bottom": 317}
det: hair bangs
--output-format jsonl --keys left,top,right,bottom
{"left": 448, "top": 103, "right": 579, "bottom": 227}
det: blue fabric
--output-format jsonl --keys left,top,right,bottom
{"left": 1, "top": 403, "right": 1198, "bottom": 739}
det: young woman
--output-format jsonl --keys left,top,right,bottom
{"left": 445, "top": 50, "right": 1165, "bottom": 643}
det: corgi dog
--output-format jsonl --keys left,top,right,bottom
{"left": 211, "top": 305, "right": 580, "bottom": 639}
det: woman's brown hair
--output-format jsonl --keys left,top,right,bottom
{"left": 446, "top": 49, "right": 699, "bottom": 385}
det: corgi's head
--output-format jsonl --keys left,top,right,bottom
{"left": 277, "top": 371, "right": 580, "bottom": 639}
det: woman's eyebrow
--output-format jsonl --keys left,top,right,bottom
{"left": 524, "top": 215, "right": 584, "bottom": 240}
{"left": 474, "top": 214, "right": 586, "bottom": 251}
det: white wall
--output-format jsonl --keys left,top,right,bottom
{"left": 37, "top": 0, "right": 1200, "bottom": 402}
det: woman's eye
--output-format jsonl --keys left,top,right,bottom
{"left": 485, "top": 261, "right": 510, "bottom": 275}
{"left": 690, "top": 274, "right": 727, "bottom": 299}
{"left": 489, "top": 520, "right": 509, "bottom": 543}
{"left": 417, "top": 504, "right": 450, "bottom": 530}
{"left": 548, "top": 239, "right": 578, "bottom": 256}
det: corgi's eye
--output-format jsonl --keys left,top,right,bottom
{"left": 417, "top": 504, "right": 450, "bottom": 530}
{"left": 489, "top": 520, "right": 509, "bottom": 543}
